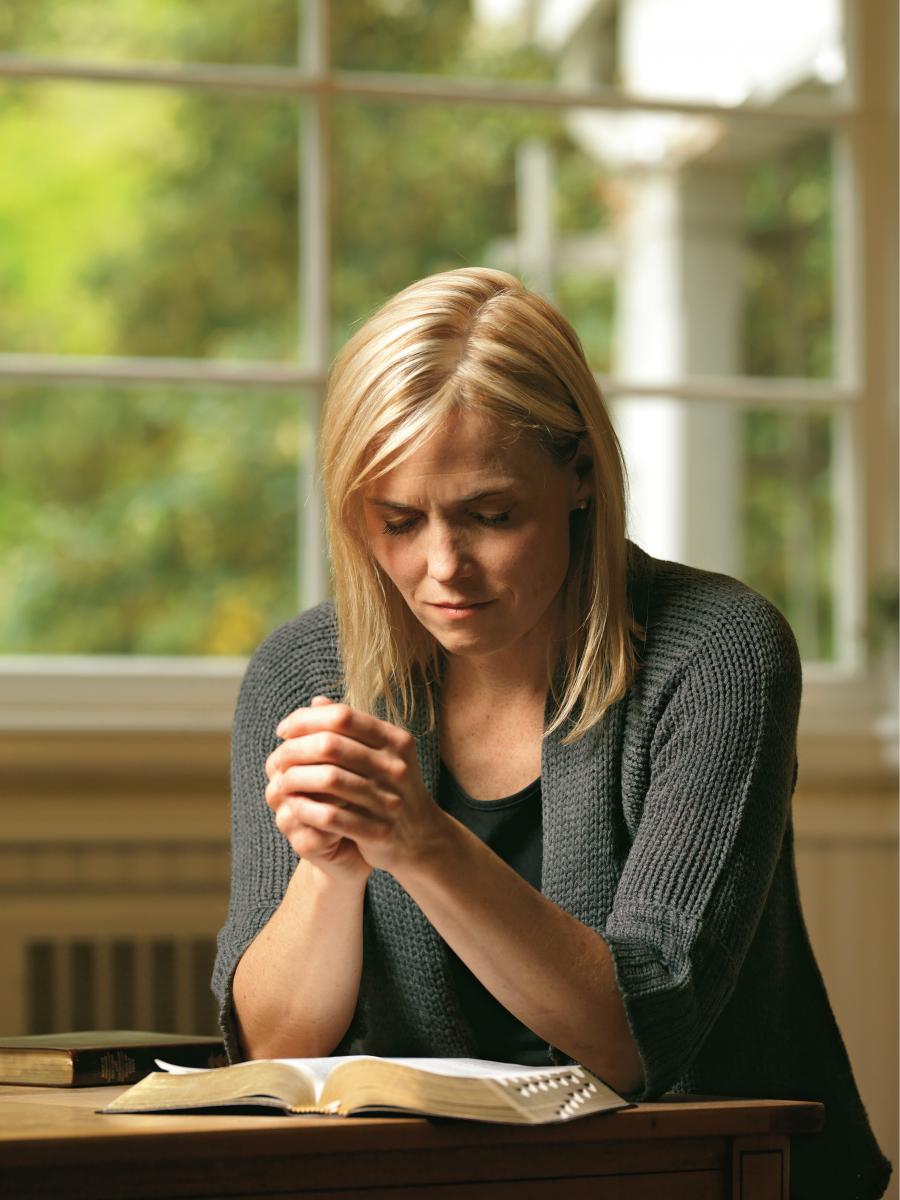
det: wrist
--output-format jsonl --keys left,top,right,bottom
{"left": 291, "top": 856, "right": 370, "bottom": 899}
{"left": 392, "top": 808, "right": 466, "bottom": 889}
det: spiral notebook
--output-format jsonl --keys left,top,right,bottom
{"left": 102, "top": 1055, "right": 630, "bottom": 1124}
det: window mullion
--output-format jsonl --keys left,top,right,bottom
{"left": 0, "top": 55, "right": 851, "bottom": 126}
{"left": 0, "top": 353, "right": 322, "bottom": 388}
{"left": 298, "top": 0, "right": 331, "bottom": 611}
{"left": 599, "top": 376, "right": 858, "bottom": 407}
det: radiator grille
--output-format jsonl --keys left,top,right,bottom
{"left": 26, "top": 937, "right": 219, "bottom": 1036}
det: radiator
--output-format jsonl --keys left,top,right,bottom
{"left": 26, "top": 937, "right": 219, "bottom": 1037}
{"left": 0, "top": 835, "right": 230, "bottom": 1038}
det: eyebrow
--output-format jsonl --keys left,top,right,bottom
{"left": 367, "top": 488, "right": 516, "bottom": 511}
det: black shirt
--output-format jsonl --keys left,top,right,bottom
{"left": 437, "top": 762, "right": 552, "bottom": 1066}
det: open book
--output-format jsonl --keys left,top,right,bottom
{"left": 103, "top": 1055, "right": 629, "bottom": 1124}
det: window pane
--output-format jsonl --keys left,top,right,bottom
{"left": 0, "top": 0, "right": 300, "bottom": 67}
{"left": 741, "top": 409, "right": 836, "bottom": 661}
{"left": 333, "top": 0, "right": 846, "bottom": 103}
{"left": 0, "top": 82, "right": 300, "bottom": 360}
{"left": 743, "top": 136, "right": 834, "bottom": 378}
{"left": 333, "top": 101, "right": 835, "bottom": 380}
{"left": 616, "top": 399, "right": 837, "bottom": 662}
{"left": 0, "top": 384, "right": 304, "bottom": 655}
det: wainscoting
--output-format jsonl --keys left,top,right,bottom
{"left": 0, "top": 732, "right": 231, "bottom": 1038}
{"left": 0, "top": 731, "right": 896, "bottom": 1195}
{"left": 793, "top": 794, "right": 898, "bottom": 1200}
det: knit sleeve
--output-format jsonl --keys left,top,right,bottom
{"left": 603, "top": 594, "right": 802, "bottom": 1099}
{"left": 211, "top": 609, "right": 341, "bottom": 1062}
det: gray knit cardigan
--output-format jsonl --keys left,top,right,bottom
{"left": 213, "top": 545, "right": 890, "bottom": 1200}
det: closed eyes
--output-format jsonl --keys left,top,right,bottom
{"left": 381, "top": 511, "right": 511, "bottom": 537}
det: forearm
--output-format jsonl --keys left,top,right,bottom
{"left": 231, "top": 859, "right": 367, "bottom": 1060}
{"left": 394, "top": 815, "right": 644, "bottom": 1094}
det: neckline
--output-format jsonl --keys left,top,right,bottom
{"left": 440, "top": 761, "right": 541, "bottom": 809}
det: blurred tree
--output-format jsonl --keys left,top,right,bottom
{"left": 741, "top": 137, "right": 834, "bottom": 658}
{"left": 0, "top": 387, "right": 304, "bottom": 653}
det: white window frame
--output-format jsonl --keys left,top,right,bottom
{"left": 0, "top": 0, "right": 895, "bottom": 781}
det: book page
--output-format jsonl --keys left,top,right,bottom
{"left": 158, "top": 1056, "right": 590, "bottom": 1104}
{"left": 344, "top": 1058, "right": 565, "bottom": 1081}
{"left": 156, "top": 1057, "right": 321, "bottom": 1100}
{"left": 105, "top": 1059, "right": 318, "bottom": 1114}
{"left": 158, "top": 1056, "right": 369, "bottom": 1102}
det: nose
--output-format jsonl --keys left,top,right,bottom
{"left": 425, "top": 524, "right": 469, "bottom": 583}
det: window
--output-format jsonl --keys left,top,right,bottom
{"left": 0, "top": 1, "right": 896, "bottom": 775}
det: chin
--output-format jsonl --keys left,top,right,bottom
{"left": 426, "top": 625, "right": 491, "bottom": 653}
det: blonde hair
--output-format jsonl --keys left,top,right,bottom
{"left": 319, "top": 267, "right": 637, "bottom": 742}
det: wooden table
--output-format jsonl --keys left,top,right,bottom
{"left": 0, "top": 1084, "right": 822, "bottom": 1199}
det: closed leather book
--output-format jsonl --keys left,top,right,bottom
{"left": 0, "top": 1030, "right": 226, "bottom": 1087}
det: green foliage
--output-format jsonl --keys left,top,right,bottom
{"left": 0, "top": 386, "right": 301, "bottom": 654}
{"left": 0, "top": 0, "right": 299, "bottom": 65}
{"left": 332, "top": 0, "right": 554, "bottom": 79}
{"left": 742, "top": 137, "right": 833, "bottom": 380}
{"left": 866, "top": 577, "right": 899, "bottom": 652}
{"left": 333, "top": 0, "right": 473, "bottom": 73}
{"left": 0, "top": 81, "right": 183, "bottom": 354}
{"left": 331, "top": 99, "right": 565, "bottom": 348}
{"left": 555, "top": 272, "right": 615, "bottom": 371}
{"left": 95, "top": 86, "right": 299, "bottom": 361}
{"left": 740, "top": 137, "right": 835, "bottom": 659}
{"left": 740, "top": 411, "right": 834, "bottom": 660}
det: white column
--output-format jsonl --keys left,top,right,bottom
{"left": 515, "top": 140, "right": 556, "bottom": 300}
{"left": 613, "top": 171, "right": 686, "bottom": 560}
{"left": 614, "top": 163, "right": 745, "bottom": 575}
{"left": 680, "top": 165, "right": 744, "bottom": 577}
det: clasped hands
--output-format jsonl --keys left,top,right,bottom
{"left": 265, "top": 696, "right": 447, "bottom": 884}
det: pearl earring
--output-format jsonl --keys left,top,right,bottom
{"left": 577, "top": 500, "right": 589, "bottom": 510}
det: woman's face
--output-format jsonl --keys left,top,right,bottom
{"left": 362, "top": 409, "right": 591, "bottom": 665}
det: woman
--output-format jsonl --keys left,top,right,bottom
{"left": 214, "top": 268, "right": 889, "bottom": 1199}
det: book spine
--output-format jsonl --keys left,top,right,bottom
{"left": 69, "top": 1047, "right": 223, "bottom": 1087}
